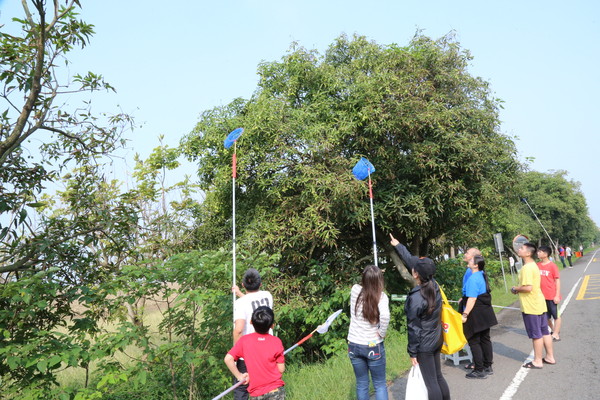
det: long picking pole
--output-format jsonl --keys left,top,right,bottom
{"left": 522, "top": 198, "right": 556, "bottom": 249}
{"left": 232, "top": 142, "right": 237, "bottom": 328}
{"left": 368, "top": 169, "right": 378, "bottom": 267}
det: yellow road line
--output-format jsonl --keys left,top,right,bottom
{"left": 576, "top": 274, "right": 600, "bottom": 300}
{"left": 576, "top": 275, "right": 590, "bottom": 300}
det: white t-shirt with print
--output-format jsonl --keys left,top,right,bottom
{"left": 234, "top": 290, "right": 274, "bottom": 336}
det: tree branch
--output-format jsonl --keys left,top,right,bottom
{"left": 40, "top": 125, "right": 93, "bottom": 152}
{"left": 20, "top": 0, "right": 35, "bottom": 25}
{"left": 0, "top": 226, "right": 107, "bottom": 274}
{"left": 0, "top": 2, "right": 47, "bottom": 166}
{"left": 46, "top": 0, "right": 76, "bottom": 34}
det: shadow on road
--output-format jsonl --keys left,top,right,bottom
{"left": 491, "top": 341, "right": 530, "bottom": 362}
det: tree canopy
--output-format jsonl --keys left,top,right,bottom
{"left": 182, "top": 33, "right": 522, "bottom": 277}
{"left": 517, "top": 170, "right": 599, "bottom": 247}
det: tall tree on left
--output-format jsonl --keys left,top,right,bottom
{"left": 0, "top": 1, "right": 137, "bottom": 397}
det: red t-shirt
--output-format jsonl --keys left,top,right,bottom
{"left": 228, "top": 333, "right": 285, "bottom": 397}
{"left": 537, "top": 261, "right": 561, "bottom": 300}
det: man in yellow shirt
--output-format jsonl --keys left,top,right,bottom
{"left": 511, "top": 242, "right": 556, "bottom": 369}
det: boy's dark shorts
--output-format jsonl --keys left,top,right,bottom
{"left": 522, "top": 313, "right": 550, "bottom": 339}
{"left": 545, "top": 300, "right": 559, "bottom": 320}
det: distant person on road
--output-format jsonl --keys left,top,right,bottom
{"left": 232, "top": 268, "right": 274, "bottom": 400}
{"left": 347, "top": 265, "right": 390, "bottom": 400}
{"left": 391, "top": 234, "right": 450, "bottom": 400}
{"left": 511, "top": 243, "right": 556, "bottom": 369}
{"left": 565, "top": 245, "right": 573, "bottom": 267}
{"left": 509, "top": 256, "right": 516, "bottom": 274}
{"left": 579, "top": 244, "right": 584, "bottom": 256}
{"left": 461, "top": 255, "right": 498, "bottom": 379}
{"left": 537, "top": 246, "right": 562, "bottom": 341}
{"left": 558, "top": 246, "right": 567, "bottom": 269}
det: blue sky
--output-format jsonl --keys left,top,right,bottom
{"left": 2, "top": 0, "right": 599, "bottom": 225}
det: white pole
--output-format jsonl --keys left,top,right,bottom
{"left": 232, "top": 142, "right": 237, "bottom": 328}
{"left": 498, "top": 251, "right": 508, "bottom": 292}
{"left": 368, "top": 170, "right": 378, "bottom": 266}
{"left": 522, "top": 198, "right": 556, "bottom": 249}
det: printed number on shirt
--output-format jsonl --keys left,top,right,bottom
{"left": 251, "top": 297, "right": 270, "bottom": 310}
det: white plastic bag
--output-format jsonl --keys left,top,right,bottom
{"left": 406, "top": 364, "right": 428, "bottom": 400}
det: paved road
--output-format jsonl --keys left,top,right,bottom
{"left": 379, "top": 249, "right": 600, "bottom": 400}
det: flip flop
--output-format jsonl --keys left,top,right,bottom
{"left": 464, "top": 362, "right": 475, "bottom": 370}
{"left": 522, "top": 361, "right": 542, "bottom": 369}
{"left": 542, "top": 358, "right": 556, "bottom": 365}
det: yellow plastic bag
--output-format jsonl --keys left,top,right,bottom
{"left": 439, "top": 285, "right": 467, "bottom": 355}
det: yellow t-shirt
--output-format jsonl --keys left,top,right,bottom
{"left": 518, "top": 262, "right": 547, "bottom": 315}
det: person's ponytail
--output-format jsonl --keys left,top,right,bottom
{"left": 473, "top": 255, "right": 491, "bottom": 293}
{"left": 419, "top": 277, "right": 437, "bottom": 315}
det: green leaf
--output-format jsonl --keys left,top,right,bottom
{"left": 7, "top": 356, "right": 20, "bottom": 370}
{"left": 37, "top": 359, "right": 48, "bottom": 373}
{"left": 138, "top": 369, "right": 147, "bottom": 385}
{"left": 48, "top": 355, "right": 62, "bottom": 367}
{"left": 36, "top": 300, "right": 48, "bottom": 309}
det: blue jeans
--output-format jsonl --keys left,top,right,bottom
{"left": 348, "top": 342, "right": 388, "bottom": 400}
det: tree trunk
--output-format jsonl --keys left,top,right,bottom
{"left": 384, "top": 244, "right": 416, "bottom": 286}
{"left": 377, "top": 230, "right": 416, "bottom": 285}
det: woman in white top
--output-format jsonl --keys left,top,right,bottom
{"left": 347, "top": 265, "right": 390, "bottom": 400}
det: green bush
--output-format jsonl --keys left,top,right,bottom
{"left": 434, "top": 258, "right": 465, "bottom": 301}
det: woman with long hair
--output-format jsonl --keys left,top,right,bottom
{"left": 390, "top": 234, "right": 450, "bottom": 400}
{"left": 348, "top": 265, "right": 390, "bottom": 400}
{"left": 461, "top": 254, "right": 498, "bottom": 379}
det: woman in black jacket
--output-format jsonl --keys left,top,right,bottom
{"left": 390, "top": 235, "right": 450, "bottom": 400}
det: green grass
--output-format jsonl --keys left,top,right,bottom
{"left": 490, "top": 284, "right": 519, "bottom": 312}
{"left": 285, "top": 329, "right": 410, "bottom": 400}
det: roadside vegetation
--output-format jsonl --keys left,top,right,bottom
{"left": 1, "top": 1, "right": 599, "bottom": 399}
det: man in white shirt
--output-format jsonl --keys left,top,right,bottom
{"left": 565, "top": 246, "right": 573, "bottom": 267}
{"left": 231, "top": 268, "right": 274, "bottom": 400}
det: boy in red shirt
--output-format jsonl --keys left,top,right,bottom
{"left": 537, "top": 246, "right": 562, "bottom": 341}
{"left": 225, "top": 306, "right": 285, "bottom": 399}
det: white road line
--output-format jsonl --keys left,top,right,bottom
{"left": 583, "top": 249, "right": 599, "bottom": 273}
{"left": 499, "top": 252, "right": 595, "bottom": 400}
{"left": 560, "top": 276, "right": 582, "bottom": 315}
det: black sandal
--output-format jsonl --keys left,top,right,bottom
{"left": 464, "top": 362, "right": 475, "bottom": 370}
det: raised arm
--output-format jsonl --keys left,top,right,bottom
{"left": 390, "top": 234, "right": 419, "bottom": 272}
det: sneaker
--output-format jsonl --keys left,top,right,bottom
{"left": 484, "top": 366, "right": 494, "bottom": 375}
{"left": 465, "top": 370, "right": 488, "bottom": 379}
